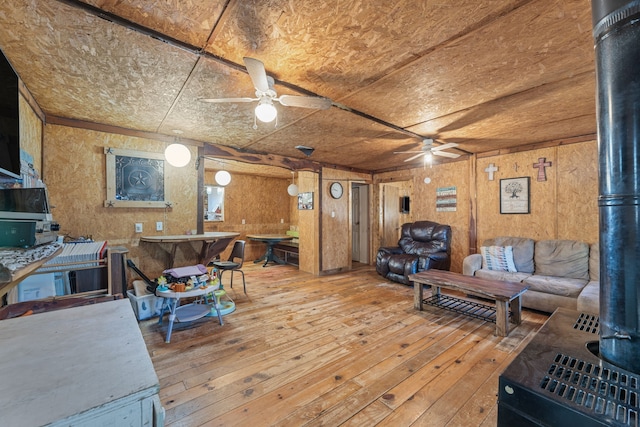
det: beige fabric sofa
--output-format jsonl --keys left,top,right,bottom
{"left": 462, "top": 237, "right": 599, "bottom": 314}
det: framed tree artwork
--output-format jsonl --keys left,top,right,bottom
{"left": 500, "top": 177, "right": 530, "bottom": 214}
{"left": 104, "top": 147, "right": 171, "bottom": 208}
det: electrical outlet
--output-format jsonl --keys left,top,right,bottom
{"left": 242, "top": 219, "right": 246, "bottom": 224}
{"left": 156, "top": 221, "right": 163, "bottom": 231}
{"left": 280, "top": 218, "right": 284, "bottom": 223}
{"left": 135, "top": 223, "right": 143, "bottom": 233}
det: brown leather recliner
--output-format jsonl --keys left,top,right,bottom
{"left": 376, "top": 220, "right": 452, "bottom": 285}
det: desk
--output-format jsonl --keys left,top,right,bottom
{"left": 247, "top": 234, "right": 294, "bottom": 267}
{"left": 156, "top": 285, "right": 222, "bottom": 343}
{"left": 141, "top": 232, "right": 239, "bottom": 267}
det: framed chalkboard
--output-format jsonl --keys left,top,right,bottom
{"left": 104, "top": 147, "right": 171, "bottom": 208}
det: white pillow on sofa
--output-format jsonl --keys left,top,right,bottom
{"left": 480, "top": 245, "right": 517, "bottom": 272}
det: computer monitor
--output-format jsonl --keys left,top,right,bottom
{"left": 0, "top": 187, "right": 52, "bottom": 221}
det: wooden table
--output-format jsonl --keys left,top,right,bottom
{"left": 410, "top": 270, "right": 529, "bottom": 337}
{"left": 247, "top": 234, "right": 294, "bottom": 267}
{"left": 140, "top": 232, "right": 239, "bottom": 267}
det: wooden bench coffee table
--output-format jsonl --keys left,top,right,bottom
{"left": 409, "top": 270, "right": 529, "bottom": 337}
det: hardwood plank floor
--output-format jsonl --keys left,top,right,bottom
{"left": 139, "top": 263, "right": 547, "bottom": 426}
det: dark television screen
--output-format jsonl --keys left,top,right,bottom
{"left": 0, "top": 49, "right": 20, "bottom": 179}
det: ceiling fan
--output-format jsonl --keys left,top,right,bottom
{"left": 394, "top": 138, "right": 461, "bottom": 163}
{"left": 199, "top": 57, "right": 332, "bottom": 125}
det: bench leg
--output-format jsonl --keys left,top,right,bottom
{"left": 495, "top": 300, "right": 509, "bottom": 337}
{"left": 414, "top": 281, "right": 423, "bottom": 310}
{"left": 510, "top": 295, "right": 523, "bottom": 325}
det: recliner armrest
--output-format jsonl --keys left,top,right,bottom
{"left": 377, "top": 246, "right": 404, "bottom": 255}
{"left": 463, "top": 253, "right": 482, "bottom": 276}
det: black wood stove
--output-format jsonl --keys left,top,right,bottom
{"left": 498, "top": 1, "right": 640, "bottom": 425}
{"left": 499, "top": 309, "right": 639, "bottom": 426}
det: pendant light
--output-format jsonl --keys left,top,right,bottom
{"left": 165, "top": 142, "right": 191, "bottom": 167}
{"left": 287, "top": 171, "right": 298, "bottom": 196}
{"left": 215, "top": 169, "right": 231, "bottom": 186}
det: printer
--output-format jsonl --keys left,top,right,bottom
{"left": 0, "top": 187, "right": 59, "bottom": 248}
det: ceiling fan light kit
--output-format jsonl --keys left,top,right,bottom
{"left": 255, "top": 98, "right": 277, "bottom": 122}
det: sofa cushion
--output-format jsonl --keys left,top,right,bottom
{"left": 475, "top": 268, "right": 531, "bottom": 283}
{"left": 482, "top": 237, "right": 534, "bottom": 273}
{"left": 577, "top": 280, "right": 600, "bottom": 314}
{"left": 523, "top": 274, "right": 588, "bottom": 298}
{"left": 480, "top": 246, "right": 517, "bottom": 272}
{"left": 534, "top": 240, "right": 589, "bottom": 280}
{"left": 589, "top": 243, "right": 600, "bottom": 282}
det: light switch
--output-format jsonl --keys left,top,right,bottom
{"left": 156, "top": 221, "right": 163, "bottom": 231}
{"left": 135, "top": 223, "right": 143, "bottom": 233}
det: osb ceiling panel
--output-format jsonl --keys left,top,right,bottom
{"left": 0, "top": 0, "right": 196, "bottom": 132}
{"left": 345, "top": 0, "right": 594, "bottom": 128}
{"left": 81, "top": 0, "right": 227, "bottom": 47}
{"left": 0, "top": 0, "right": 599, "bottom": 173}
{"left": 206, "top": 0, "right": 525, "bottom": 100}
{"left": 244, "top": 107, "right": 414, "bottom": 160}
{"left": 409, "top": 70, "right": 597, "bottom": 151}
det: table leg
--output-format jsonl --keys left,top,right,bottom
{"left": 510, "top": 295, "right": 523, "bottom": 325}
{"left": 254, "top": 243, "right": 286, "bottom": 267}
{"left": 165, "top": 297, "right": 179, "bottom": 343}
{"left": 414, "top": 281, "right": 423, "bottom": 311}
{"left": 495, "top": 300, "right": 509, "bottom": 337}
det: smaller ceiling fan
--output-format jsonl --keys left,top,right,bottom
{"left": 394, "top": 138, "right": 461, "bottom": 163}
{"left": 199, "top": 57, "right": 332, "bottom": 125}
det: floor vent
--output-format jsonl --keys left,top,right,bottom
{"left": 539, "top": 352, "right": 640, "bottom": 425}
{"left": 574, "top": 312, "right": 600, "bottom": 334}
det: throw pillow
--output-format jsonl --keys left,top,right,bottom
{"left": 480, "top": 245, "right": 517, "bottom": 272}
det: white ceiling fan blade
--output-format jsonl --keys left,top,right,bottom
{"left": 278, "top": 95, "right": 332, "bottom": 110}
{"left": 199, "top": 97, "right": 257, "bottom": 103}
{"left": 430, "top": 142, "right": 459, "bottom": 152}
{"left": 243, "top": 57, "right": 270, "bottom": 93}
{"left": 404, "top": 153, "right": 425, "bottom": 162}
{"left": 432, "top": 151, "right": 461, "bottom": 158}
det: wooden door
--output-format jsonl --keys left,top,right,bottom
{"left": 352, "top": 186, "right": 360, "bottom": 261}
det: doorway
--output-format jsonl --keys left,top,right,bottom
{"left": 351, "top": 183, "right": 370, "bottom": 264}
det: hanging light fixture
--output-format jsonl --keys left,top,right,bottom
{"left": 165, "top": 132, "right": 191, "bottom": 167}
{"left": 287, "top": 171, "right": 298, "bottom": 196}
{"left": 215, "top": 170, "right": 231, "bottom": 186}
{"left": 254, "top": 97, "right": 278, "bottom": 123}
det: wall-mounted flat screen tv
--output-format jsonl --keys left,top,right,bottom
{"left": 0, "top": 48, "right": 21, "bottom": 179}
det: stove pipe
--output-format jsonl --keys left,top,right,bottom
{"left": 592, "top": 0, "right": 640, "bottom": 374}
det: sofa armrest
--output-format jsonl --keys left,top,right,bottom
{"left": 463, "top": 253, "right": 482, "bottom": 276}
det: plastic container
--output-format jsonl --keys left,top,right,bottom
{"left": 127, "top": 290, "right": 164, "bottom": 320}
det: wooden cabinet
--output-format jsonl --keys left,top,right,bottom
{"left": 0, "top": 299, "right": 164, "bottom": 426}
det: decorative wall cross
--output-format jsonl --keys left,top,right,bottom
{"left": 533, "top": 157, "right": 552, "bottom": 181}
{"left": 484, "top": 163, "right": 498, "bottom": 180}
